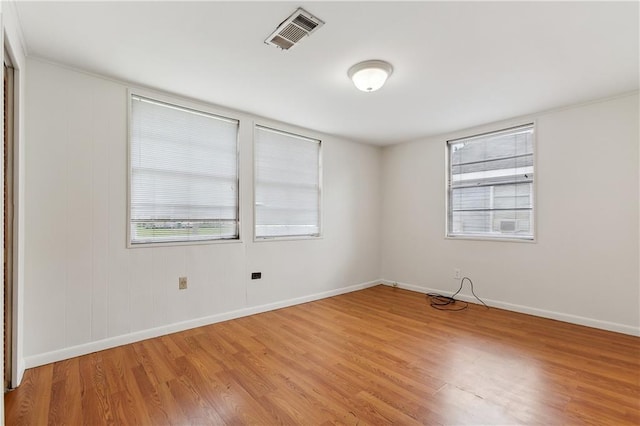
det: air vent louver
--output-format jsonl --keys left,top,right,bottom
{"left": 280, "top": 23, "right": 307, "bottom": 43}
{"left": 265, "top": 8, "right": 324, "bottom": 50}
{"left": 270, "top": 35, "right": 295, "bottom": 50}
{"left": 292, "top": 14, "right": 318, "bottom": 32}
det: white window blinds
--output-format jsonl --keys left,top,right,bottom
{"left": 255, "top": 126, "right": 321, "bottom": 238}
{"left": 130, "top": 95, "right": 239, "bottom": 244}
{"left": 447, "top": 124, "right": 535, "bottom": 240}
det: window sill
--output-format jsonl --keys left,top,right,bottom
{"left": 127, "top": 238, "right": 243, "bottom": 249}
{"left": 253, "top": 235, "right": 323, "bottom": 243}
{"left": 445, "top": 235, "right": 536, "bottom": 243}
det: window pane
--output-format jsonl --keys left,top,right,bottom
{"left": 450, "top": 186, "right": 491, "bottom": 211}
{"left": 451, "top": 128, "right": 533, "bottom": 166}
{"left": 130, "top": 95, "right": 239, "bottom": 244}
{"left": 451, "top": 209, "right": 533, "bottom": 236}
{"left": 493, "top": 183, "right": 532, "bottom": 209}
{"left": 448, "top": 124, "right": 534, "bottom": 240}
{"left": 255, "top": 126, "right": 321, "bottom": 238}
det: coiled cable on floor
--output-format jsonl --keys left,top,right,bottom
{"left": 426, "top": 277, "right": 489, "bottom": 311}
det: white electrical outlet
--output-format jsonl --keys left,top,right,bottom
{"left": 178, "top": 276, "right": 187, "bottom": 290}
{"left": 453, "top": 268, "right": 461, "bottom": 280}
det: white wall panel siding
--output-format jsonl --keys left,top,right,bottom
{"left": 129, "top": 247, "right": 154, "bottom": 333}
{"left": 90, "top": 84, "right": 117, "bottom": 342}
{"left": 65, "top": 76, "right": 93, "bottom": 348}
{"left": 381, "top": 93, "right": 640, "bottom": 334}
{"left": 25, "top": 62, "right": 68, "bottom": 356}
{"left": 23, "top": 58, "right": 382, "bottom": 363}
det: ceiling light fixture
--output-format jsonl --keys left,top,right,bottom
{"left": 347, "top": 60, "right": 393, "bottom": 92}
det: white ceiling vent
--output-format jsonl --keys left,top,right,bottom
{"left": 265, "top": 8, "right": 324, "bottom": 50}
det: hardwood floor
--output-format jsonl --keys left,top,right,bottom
{"left": 5, "top": 285, "right": 640, "bottom": 425}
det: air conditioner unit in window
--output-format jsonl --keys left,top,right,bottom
{"left": 499, "top": 220, "right": 517, "bottom": 232}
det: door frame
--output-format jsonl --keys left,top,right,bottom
{"left": 3, "top": 50, "right": 15, "bottom": 391}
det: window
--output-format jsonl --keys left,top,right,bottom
{"left": 447, "top": 123, "right": 534, "bottom": 240}
{"left": 129, "top": 94, "right": 239, "bottom": 244}
{"left": 254, "top": 126, "right": 321, "bottom": 238}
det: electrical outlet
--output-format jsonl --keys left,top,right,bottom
{"left": 453, "top": 268, "right": 461, "bottom": 280}
{"left": 392, "top": 282, "right": 398, "bottom": 288}
{"left": 251, "top": 272, "right": 262, "bottom": 280}
{"left": 178, "top": 276, "right": 187, "bottom": 290}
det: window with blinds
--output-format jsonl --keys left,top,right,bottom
{"left": 254, "top": 126, "right": 321, "bottom": 239}
{"left": 447, "top": 124, "right": 535, "bottom": 240}
{"left": 129, "top": 94, "right": 239, "bottom": 244}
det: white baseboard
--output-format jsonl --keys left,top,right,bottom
{"left": 380, "top": 279, "right": 640, "bottom": 337}
{"left": 24, "top": 280, "right": 381, "bottom": 369}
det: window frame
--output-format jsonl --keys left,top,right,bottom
{"left": 445, "top": 122, "right": 537, "bottom": 243}
{"left": 127, "top": 88, "right": 242, "bottom": 248}
{"left": 253, "top": 124, "right": 323, "bottom": 242}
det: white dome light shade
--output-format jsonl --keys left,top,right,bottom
{"left": 348, "top": 60, "right": 393, "bottom": 92}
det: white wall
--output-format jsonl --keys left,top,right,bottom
{"left": 23, "top": 58, "right": 382, "bottom": 366}
{"left": 381, "top": 93, "right": 640, "bottom": 335}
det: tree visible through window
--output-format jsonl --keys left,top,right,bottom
{"left": 447, "top": 124, "right": 535, "bottom": 240}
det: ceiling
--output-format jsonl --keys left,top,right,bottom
{"left": 13, "top": 1, "right": 639, "bottom": 146}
